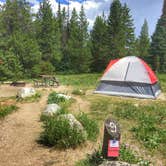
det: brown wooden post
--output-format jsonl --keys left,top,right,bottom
{"left": 102, "top": 118, "right": 121, "bottom": 159}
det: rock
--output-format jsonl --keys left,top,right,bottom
{"left": 99, "top": 161, "right": 138, "bottom": 166}
{"left": 57, "top": 93, "right": 71, "bottom": 100}
{"left": 43, "top": 104, "right": 61, "bottom": 116}
{"left": 59, "top": 114, "right": 87, "bottom": 139}
{"left": 59, "top": 114, "right": 83, "bottom": 130}
{"left": 17, "top": 87, "right": 36, "bottom": 98}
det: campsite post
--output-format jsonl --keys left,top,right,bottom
{"left": 102, "top": 118, "right": 121, "bottom": 159}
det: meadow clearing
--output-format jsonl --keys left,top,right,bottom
{"left": 0, "top": 74, "right": 165, "bottom": 166}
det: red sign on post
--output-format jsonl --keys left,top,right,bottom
{"left": 107, "top": 140, "right": 120, "bottom": 157}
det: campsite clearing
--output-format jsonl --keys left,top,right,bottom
{"left": 0, "top": 74, "right": 165, "bottom": 166}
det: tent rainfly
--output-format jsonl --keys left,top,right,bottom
{"left": 95, "top": 56, "right": 161, "bottom": 99}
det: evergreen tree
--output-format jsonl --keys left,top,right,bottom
{"left": 2, "top": 0, "right": 32, "bottom": 35}
{"left": 67, "top": 8, "right": 80, "bottom": 72}
{"left": 138, "top": 19, "right": 150, "bottom": 60}
{"left": 91, "top": 14, "right": 109, "bottom": 72}
{"left": 122, "top": 3, "right": 135, "bottom": 56}
{"left": 78, "top": 5, "right": 91, "bottom": 72}
{"left": 67, "top": 7, "right": 91, "bottom": 73}
{"left": 150, "top": 0, "right": 166, "bottom": 72}
{"left": 0, "top": 0, "right": 41, "bottom": 78}
{"left": 9, "top": 32, "right": 41, "bottom": 77}
{"left": 107, "top": 0, "right": 135, "bottom": 58}
{"left": 36, "top": 0, "right": 62, "bottom": 72}
{"left": 58, "top": 7, "right": 70, "bottom": 71}
{"left": 107, "top": 0, "right": 125, "bottom": 58}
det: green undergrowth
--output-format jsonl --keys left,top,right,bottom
{"left": 0, "top": 105, "right": 18, "bottom": 118}
{"left": 47, "top": 91, "right": 67, "bottom": 104}
{"left": 39, "top": 116, "right": 87, "bottom": 148}
{"left": 88, "top": 97, "right": 166, "bottom": 158}
{"left": 39, "top": 112, "right": 99, "bottom": 148}
{"left": 77, "top": 113, "right": 99, "bottom": 141}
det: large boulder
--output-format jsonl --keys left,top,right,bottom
{"left": 43, "top": 104, "right": 61, "bottom": 116}
{"left": 59, "top": 114, "right": 83, "bottom": 129}
{"left": 59, "top": 114, "right": 87, "bottom": 139}
{"left": 17, "top": 87, "right": 36, "bottom": 98}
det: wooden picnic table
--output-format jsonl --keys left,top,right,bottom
{"left": 34, "top": 75, "right": 59, "bottom": 87}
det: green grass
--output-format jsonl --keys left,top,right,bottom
{"left": 88, "top": 97, "right": 166, "bottom": 157}
{"left": 72, "top": 89, "right": 86, "bottom": 95}
{"left": 0, "top": 105, "right": 18, "bottom": 118}
{"left": 47, "top": 91, "right": 68, "bottom": 104}
{"left": 39, "top": 115, "right": 87, "bottom": 148}
{"left": 158, "top": 74, "right": 166, "bottom": 92}
{"left": 57, "top": 74, "right": 100, "bottom": 88}
{"left": 77, "top": 113, "right": 99, "bottom": 141}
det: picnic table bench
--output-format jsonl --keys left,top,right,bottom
{"left": 34, "top": 75, "right": 59, "bottom": 87}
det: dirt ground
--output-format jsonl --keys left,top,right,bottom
{"left": 0, "top": 85, "right": 98, "bottom": 166}
{"left": 0, "top": 84, "right": 165, "bottom": 166}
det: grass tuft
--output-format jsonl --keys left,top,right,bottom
{"left": 0, "top": 105, "right": 18, "bottom": 118}
{"left": 77, "top": 113, "right": 99, "bottom": 141}
{"left": 39, "top": 115, "right": 87, "bottom": 148}
{"left": 47, "top": 91, "right": 68, "bottom": 104}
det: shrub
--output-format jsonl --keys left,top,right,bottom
{"left": 77, "top": 113, "right": 99, "bottom": 141}
{"left": 0, "top": 105, "right": 18, "bottom": 118}
{"left": 47, "top": 92, "right": 67, "bottom": 104}
{"left": 39, "top": 116, "right": 87, "bottom": 148}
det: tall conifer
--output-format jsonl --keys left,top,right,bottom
{"left": 150, "top": 0, "right": 166, "bottom": 72}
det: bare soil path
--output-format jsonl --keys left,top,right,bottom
{"left": 0, "top": 87, "right": 96, "bottom": 166}
{"left": 0, "top": 91, "right": 48, "bottom": 166}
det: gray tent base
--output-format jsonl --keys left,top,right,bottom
{"left": 94, "top": 81, "right": 161, "bottom": 99}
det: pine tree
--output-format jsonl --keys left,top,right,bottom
{"left": 78, "top": 5, "right": 91, "bottom": 72}
{"left": 91, "top": 14, "right": 109, "bottom": 72}
{"left": 107, "top": 0, "right": 124, "bottom": 58}
{"left": 58, "top": 7, "right": 70, "bottom": 71}
{"left": 67, "top": 7, "right": 91, "bottom": 73}
{"left": 36, "top": 0, "right": 62, "bottom": 72}
{"left": 107, "top": 0, "right": 135, "bottom": 58}
{"left": 9, "top": 32, "right": 41, "bottom": 77}
{"left": 0, "top": 0, "right": 41, "bottom": 78}
{"left": 138, "top": 19, "right": 150, "bottom": 60}
{"left": 122, "top": 3, "right": 135, "bottom": 56}
{"left": 67, "top": 8, "right": 80, "bottom": 73}
{"left": 2, "top": 0, "right": 32, "bottom": 35}
{"left": 150, "top": 0, "right": 166, "bottom": 72}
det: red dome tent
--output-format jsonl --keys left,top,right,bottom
{"left": 95, "top": 56, "right": 161, "bottom": 99}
